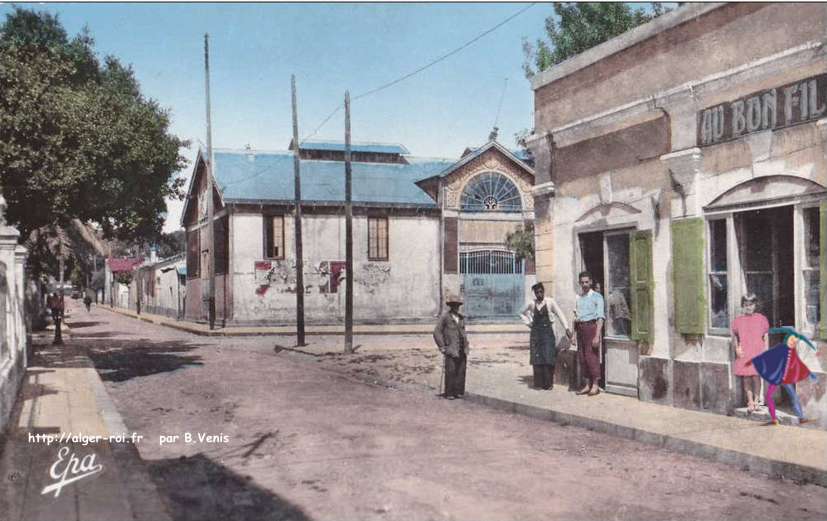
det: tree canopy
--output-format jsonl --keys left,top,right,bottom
{"left": 0, "top": 7, "right": 188, "bottom": 245}
{"left": 523, "top": 2, "right": 669, "bottom": 79}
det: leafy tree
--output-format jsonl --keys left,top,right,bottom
{"left": 506, "top": 224, "right": 535, "bottom": 261}
{"left": 0, "top": 7, "right": 188, "bottom": 264}
{"left": 523, "top": 3, "right": 669, "bottom": 79}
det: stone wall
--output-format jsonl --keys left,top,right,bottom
{"left": 0, "top": 206, "right": 28, "bottom": 435}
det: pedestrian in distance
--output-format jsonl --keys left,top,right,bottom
{"left": 731, "top": 293, "right": 769, "bottom": 413}
{"left": 48, "top": 292, "right": 65, "bottom": 345}
{"left": 433, "top": 293, "right": 469, "bottom": 400}
{"left": 83, "top": 293, "right": 92, "bottom": 312}
{"left": 520, "top": 282, "right": 572, "bottom": 390}
{"left": 574, "top": 271, "right": 605, "bottom": 396}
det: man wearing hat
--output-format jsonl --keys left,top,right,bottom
{"left": 433, "top": 293, "right": 470, "bottom": 399}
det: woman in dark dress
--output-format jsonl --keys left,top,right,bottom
{"left": 520, "top": 283, "right": 572, "bottom": 390}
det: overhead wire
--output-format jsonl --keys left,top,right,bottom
{"left": 298, "top": 2, "right": 537, "bottom": 145}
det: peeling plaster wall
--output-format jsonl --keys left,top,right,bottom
{"left": 229, "top": 211, "right": 440, "bottom": 325}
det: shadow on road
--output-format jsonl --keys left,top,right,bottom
{"left": 66, "top": 321, "right": 103, "bottom": 329}
{"left": 148, "top": 453, "right": 313, "bottom": 521}
{"left": 83, "top": 339, "right": 205, "bottom": 382}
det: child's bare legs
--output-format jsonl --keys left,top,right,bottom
{"left": 742, "top": 376, "right": 760, "bottom": 411}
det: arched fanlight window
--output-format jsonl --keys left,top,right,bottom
{"left": 460, "top": 172, "right": 522, "bottom": 212}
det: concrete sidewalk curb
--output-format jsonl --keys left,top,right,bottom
{"left": 100, "top": 304, "right": 528, "bottom": 337}
{"left": 464, "top": 392, "right": 827, "bottom": 487}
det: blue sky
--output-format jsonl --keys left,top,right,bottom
{"left": 2, "top": 2, "right": 551, "bottom": 231}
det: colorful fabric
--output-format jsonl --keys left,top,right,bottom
{"left": 732, "top": 313, "right": 769, "bottom": 376}
{"left": 575, "top": 290, "right": 605, "bottom": 322}
{"left": 751, "top": 344, "right": 812, "bottom": 385}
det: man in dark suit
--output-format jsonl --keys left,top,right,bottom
{"left": 433, "top": 294, "right": 469, "bottom": 400}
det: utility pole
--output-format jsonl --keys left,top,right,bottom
{"left": 291, "top": 75, "right": 306, "bottom": 346}
{"left": 344, "top": 91, "right": 354, "bottom": 353}
{"left": 204, "top": 33, "right": 216, "bottom": 330}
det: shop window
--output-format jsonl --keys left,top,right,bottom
{"left": 264, "top": 215, "right": 285, "bottom": 260}
{"left": 368, "top": 216, "right": 388, "bottom": 261}
{"left": 579, "top": 230, "right": 633, "bottom": 339}
{"left": 708, "top": 219, "right": 728, "bottom": 330}
{"left": 803, "top": 207, "right": 820, "bottom": 331}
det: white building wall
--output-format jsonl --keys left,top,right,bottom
{"left": 230, "top": 211, "right": 440, "bottom": 325}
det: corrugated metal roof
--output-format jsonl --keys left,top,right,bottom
{"left": 299, "top": 140, "right": 410, "bottom": 155}
{"left": 214, "top": 150, "right": 454, "bottom": 206}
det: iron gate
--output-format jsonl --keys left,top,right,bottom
{"left": 461, "top": 250, "right": 524, "bottom": 318}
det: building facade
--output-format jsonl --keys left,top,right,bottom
{"left": 527, "top": 3, "right": 827, "bottom": 422}
{"left": 182, "top": 140, "right": 534, "bottom": 325}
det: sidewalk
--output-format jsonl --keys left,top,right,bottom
{"left": 100, "top": 304, "right": 528, "bottom": 336}
{"left": 283, "top": 342, "right": 827, "bottom": 487}
{"left": 0, "top": 331, "right": 171, "bottom": 521}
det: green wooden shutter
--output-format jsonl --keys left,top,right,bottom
{"left": 819, "top": 202, "right": 827, "bottom": 339}
{"left": 630, "top": 231, "right": 654, "bottom": 344}
{"left": 672, "top": 218, "right": 706, "bottom": 335}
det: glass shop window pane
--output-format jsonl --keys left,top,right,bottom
{"left": 804, "top": 270, "right": 820, "bottom": 326}
{"left": 709, "top": 273, "right": 729, "bottom": 329}
{"left": 710, "top": 219, "right": 727, "bottom": 272}
{"left": 606, "top": 234, "right": 631, "bottom": 337}
{"left": 804, "top": 207, "right": 820, "bottom": 269}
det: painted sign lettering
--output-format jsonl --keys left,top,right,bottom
{"left": 697, "top": 73, "right": 826, "bottom": 146}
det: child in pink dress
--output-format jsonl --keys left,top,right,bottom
{"left": 731, "top": 294, "right": 769, "bottom": 412}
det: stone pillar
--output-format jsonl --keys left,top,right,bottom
{"left": 660, "top": 147, "right": 704, "bottom": 219}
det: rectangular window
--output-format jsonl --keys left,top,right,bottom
{"left": 708, "top": 219, "right": 728, "bottom": 330}
{"left": 264, "top": 215, "right": 285, "bottom": 260}
{"left": 368, "top": 216, "right": 389, "bottom": 261}
{"left": 803, "top": 206, "right": 820, "bottom": 330}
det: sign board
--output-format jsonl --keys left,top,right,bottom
{"left": 697, "top": 73, "right": 826, "bottom": 147}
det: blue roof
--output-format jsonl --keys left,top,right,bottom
{"left": 299, "top": 140, "right": 410, "bottom": 155}
{"left": 213, "top": 150, "right": 454, "bottom": 206}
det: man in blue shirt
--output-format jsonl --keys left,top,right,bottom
{"left": 574, "top": 271, "right": 605, "bottom": 396}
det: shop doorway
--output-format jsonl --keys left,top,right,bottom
{"left": 578, "top": 230, "right": 637, "bottom": 392}
{"left": 735, "top": 206, "right": 794, "bottom": 342}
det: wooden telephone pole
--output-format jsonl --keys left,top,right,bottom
{"left": 344, "top": 91, "right": 354, "bottom": 353}
{"left": 291, "top": 75, "right": 306, "bottom": 346}
{"left": 204, "top": 33, "right": 216, "bottom": 330}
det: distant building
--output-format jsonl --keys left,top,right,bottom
{"left": 181, "top": 139, "right": 535, "bottom": 325}
{"left": 527, "top": 3, "right": 826, "bottom": 422}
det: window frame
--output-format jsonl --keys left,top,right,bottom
{"left": 707, "top": 217, "right": 731, "bottom": 336}
{"left": 799, "top": 203, "right": 821, "bottom": 335}
{"left": 367, "top": 216, "right": 389, "bottom": 261}
{"left": 602, "top": 228, "right": 633, "bottom": 341}
{"left": 263, "top": 215, "right": 286, "bottom": 260}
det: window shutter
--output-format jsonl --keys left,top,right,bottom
{"left": 819, "top": 202, "right": 827, "bottom": 339}
{"left": 630, "top": 230, "right": 654, "bottom": 344}
{"left": 672, "top": 218, "right": 706, "bottom": 334}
